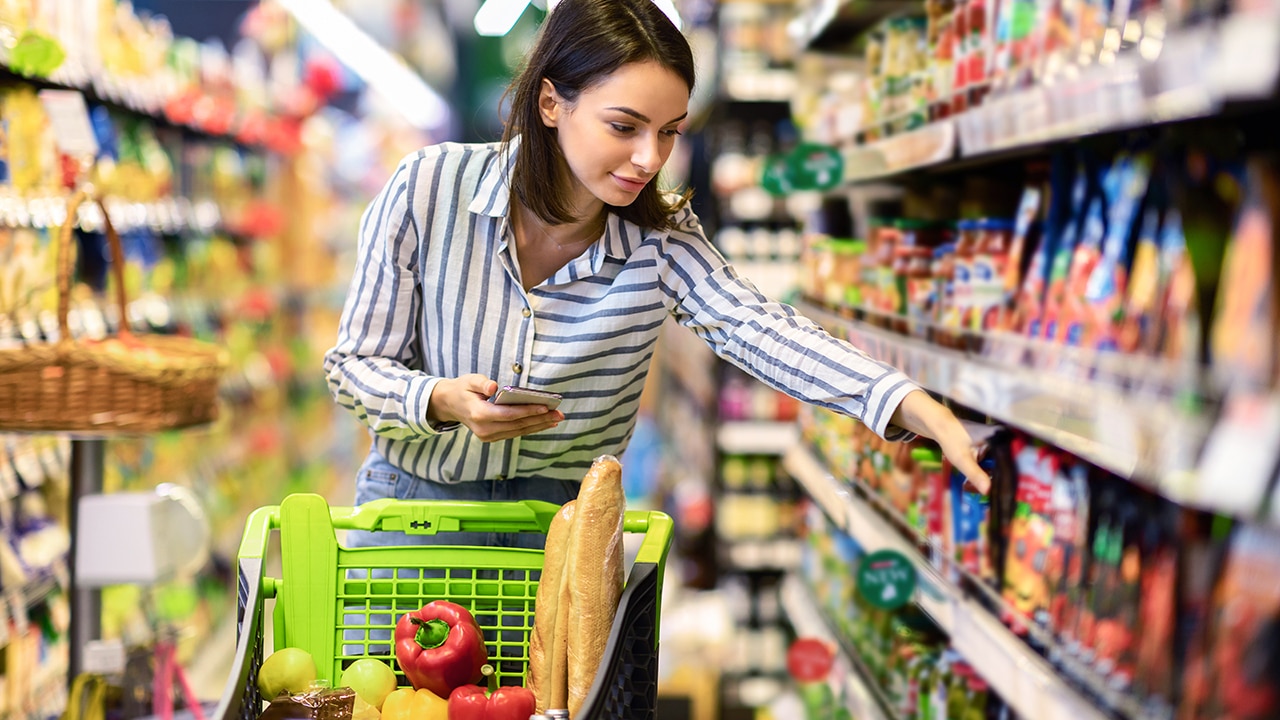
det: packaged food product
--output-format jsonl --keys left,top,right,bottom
{"left": 1025, "top": 156, "right": 1091, "bottom": 339}
{"left": 1189, "top": 524, "right": 1280, "bottom": 720}
{"left": 1118, "top": 206, "right": 1164, "bottom": 354}
{"left": 970, "top": 218, "right": 1015, "bottom": 332}
{"left": 1083, "top": 154, "right": 1153, "bottom": 350}
{"left": 997, "top": 186, "right": 1043, "bottom": 332}
{"left": 1058, "top": 195, "right": 1106, "bottom": 345}
{"left": 1002, "top": 439, "right": 1055, "bottom": 630}
{"left": 1047, "top": 458, "right": 1090, "bottom": 644}
{"left": 1133, "top": 502, "right": 1179, "bottom": 715}
{"left": 1210, "top": 157, "right": 1278, "bottom": 389}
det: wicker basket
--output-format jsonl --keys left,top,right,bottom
{"left": 0, "top": 190, "right": 228, "bottom": 433}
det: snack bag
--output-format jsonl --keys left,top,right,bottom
{"left": 1133, "top": 502, "right": 1179, "bottom": 716}
{"left": 1002, "top": 439, "right": 1055, "bottom": 630}
{"left": 1197, "top": 524, "right": 1280, "bottom": 720}
{"left": 1047, "top": 457, "right": 1090, "bottom": 644}
{"left": 1210, "top": 158, "right": 1279, "bottom": 389}
{"left": 1041, "top": 161, "right": 1094, "bottom": 341}
{"left": 1117, "top": 206, "right": 1163, "bottom": 354}
{"left": 997, "top": 186, "right": 1043, "bottom": 332}
{"left": 1084, "top": 154, "right": 1152, "bottom": 350}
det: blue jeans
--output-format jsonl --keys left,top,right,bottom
{"left": 341, "top": 447, "right": 580, "bottom": 658}
{"left": 347, "top": 446, "right": 580, "bottom": 549}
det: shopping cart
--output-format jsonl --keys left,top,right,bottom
{"left": 211, "top": 493, "right": 673, "bottom": 720}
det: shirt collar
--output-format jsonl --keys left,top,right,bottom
{"left": 467, "top": 137, "right": 517, "bottom": 218}
{"left": 472, "top": 134, "right": 646, "bottom": 268}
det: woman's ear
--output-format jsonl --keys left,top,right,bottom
{"left": 538, "top": 78, "right": 562, "bottom": 128}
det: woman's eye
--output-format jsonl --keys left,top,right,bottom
{"left": 610, "top": 123, "right": 634, "bottom": 133}
{"left": 661, "top": 128, "right": 683, "bottom": 138}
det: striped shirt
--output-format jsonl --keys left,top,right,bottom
{"left": 324, "top": 139, "right": 919, "bottom": 484}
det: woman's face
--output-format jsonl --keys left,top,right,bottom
{"left": 540, "top": 60, "right": 689, "bottom": 212}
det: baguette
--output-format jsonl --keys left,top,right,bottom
{"left": 527, "top": 500, "right": 576, "bottom": 712}
{"left": 566, "top": 455, "right": 626, "bottom": 717}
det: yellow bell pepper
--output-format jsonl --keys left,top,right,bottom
{"left": 380, "top": 687, "right": 449, "bottom": 720}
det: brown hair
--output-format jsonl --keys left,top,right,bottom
{"left": 502, "top": 0, "right": 695, "bottom": 231}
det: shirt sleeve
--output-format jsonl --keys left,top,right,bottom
{"left": 323, "top": 153, "right": 459, "bottom": 439}
{"left": 660, "top": 208, "right": 919, "bottom": 441}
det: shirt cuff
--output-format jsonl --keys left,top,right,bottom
{"left": 864, "top": 370, "right": 922, "bottom": 442}
{"left": 404, "top": 376, "right": 462, "bottom": 436}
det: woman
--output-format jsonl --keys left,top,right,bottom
{"left": 324, "top": 0, "right": 989, "bottom": 549}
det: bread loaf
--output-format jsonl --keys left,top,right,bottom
{"left": 527, "top": 500, "right": 576, "bottom": 712}
{"left": 566, "top": 456, "right": 625, "bottom": 717}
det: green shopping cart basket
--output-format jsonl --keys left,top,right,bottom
{"left": 211, "top": 493, "right": 673, "bottom": 720}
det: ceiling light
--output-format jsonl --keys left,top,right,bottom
{"left": 474, "top": 0, "right": 532, "bottom": 36}
{"left": 277, "top": 0, "right": 450, "bottom": 130}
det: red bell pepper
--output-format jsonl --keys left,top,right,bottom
{"left": 447, "top": 686, "right": 537, "bottom": 720}
{"left": 394, "top": 601, "right": 489, "bottom": 698}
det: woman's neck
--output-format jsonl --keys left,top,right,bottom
{"left": 513, "top": 200, "right": 606, "bottom": 250}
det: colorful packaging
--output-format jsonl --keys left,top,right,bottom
{"left": 1118, "top": 206, "right": 1164, "bottom": 354}
{"left": 1037, "top": 159, "right": 1092, "bottom": 340}
{"left": 997, "top": 186, "right": 1043, "bottom": 332}
{"left": 1210, "top": 158, "right": 1278, "bottom": 389}
{"left": 1058, "top": 196, "right": 1106, "bottom": 345}
{"left": 1002, "top": 439, "right": 1055, "bottom": 629}
{"left": 1084, "top": 154, "right": 1152, "bottom": 350}
{"left": 970, "top": 218, "right": 1016, "bottom": 332}
{"left": 1047, "top": 458, "right": 1090, "bottom": 644}
{"left": 1133, "top": 502, "right": 1179, "bottom": 716}
{"left": 1194, "top": 524, "right": 1280, "bottom": 720}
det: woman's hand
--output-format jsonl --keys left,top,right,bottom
{"left": 889, "top": 390, "right": 991, "bottom": 494}
{"left": 427, "top": 374, "right": 564, "bottom": 442}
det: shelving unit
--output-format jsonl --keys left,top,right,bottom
{"left": 808, "top": 13, "right": 1280, "bottom": 188}
{"left": 797, "top": 300, "right": 1280, "bottom": 523}
{"left": 790, "top": 0, "right": 913, "bottom": 52}
{"left": 783, "top": 444, "right": 1114, "bottom": 720}
{"left": 716, "top": 421, "right": 800, "bottom": 455}
{"left": 779, "top": 573, "right": 894, "bottom": 720}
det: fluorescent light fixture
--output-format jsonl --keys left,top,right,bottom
{"left": 649, "top": 0, "right": 682, "bottom": 30}
{"left": 277, "top": 0, "right": 450, "bottom": 131}
{"left": 474, "top": 0, "right": 532, "bottom": 36}
{"left": 530, "top": 0, "right": 680, "bottom": 29}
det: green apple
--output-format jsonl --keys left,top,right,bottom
{"left": 340, "top": 658, "right": 399, "bottom": 710}
{"left": 257, "top": 647, "right": 318, "bottom": 699}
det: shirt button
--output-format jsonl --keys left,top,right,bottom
{"left": 522, "top": 308, "right": 531, "bottom": 318}
{"left": 513, "top": 363, "right": 523, "bottom": 374}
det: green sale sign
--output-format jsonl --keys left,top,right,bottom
{"left": 856, "top": 549, "right": 917, "bottom": 610}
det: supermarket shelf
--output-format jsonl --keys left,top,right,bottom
{"left": 779, "top": 574, "right": 894, "bottom": 720}
{"left": 790, "top": 0, "right": 915, "bottom": 52}
{"left": 958, "top": 15, "right": 1280, "bottom": 157}
{"left": 840, "top": 120, "right": 955, "bottom": 184}
{"left": 721, "top": 537, "right": 804, "bottom": 572}
{"left": 796, "top": 301, "right": 1255, "bottom": 512}
{"left": 722, "top": 69, "right": 798, "bottom": 103}
{"left": 782, "top": 444, "right": 1112, "bottom": 720}
{"left": 0, "top": 64, "right": 274, "bottom": 151}
{"left": 820, "top": 14, "right": 1280, "bottom": 187}
{"left": 717, "top": 421, "right": 800, "bottom": 455}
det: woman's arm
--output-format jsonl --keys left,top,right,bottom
{"left": 660, "top": 208, "right": 990, "bottom": 492}
{"left": 323, "top": 156, "right": 449, "bottom": 440}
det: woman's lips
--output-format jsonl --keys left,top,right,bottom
{"left": 611, "top": 174, "right": 647, "bottom": 192}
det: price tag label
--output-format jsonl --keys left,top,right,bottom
{"left": 1195, "top": 392, "right": 1280, "bottom": 516}
{"left": 38, "top": 90, "right": 99, "bottom": 158}
{"left": 856, "top": 549, "right": 917, "bottom": 610}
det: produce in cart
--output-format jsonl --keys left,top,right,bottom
{"left": 394, "top": 601, "right": 490, "bottom": 698}
{"left": 448, "top": 685, "right": 537, "bottom": 719}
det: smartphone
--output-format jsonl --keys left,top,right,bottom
{"left": 490, "top": 385, "right": 563, "bottom": 411}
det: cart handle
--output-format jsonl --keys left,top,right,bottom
{"left": 238, "top": 496, "right": 673, "bottom": 566}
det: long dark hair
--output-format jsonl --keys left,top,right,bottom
{"left": 502, "top": 0, "right": 695, "bottom": 231}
